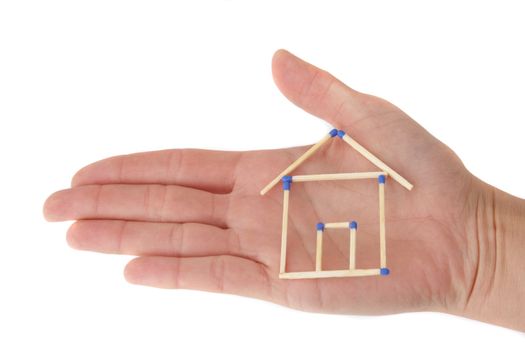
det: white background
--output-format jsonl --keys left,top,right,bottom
{"left": 1, "top": 0, "right": 524, "bottom": 348}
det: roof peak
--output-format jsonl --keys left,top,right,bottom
{"left": 260, "top": 127, "right": 413, "bottom": 195}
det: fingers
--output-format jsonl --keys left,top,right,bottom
{"left": 67, "top": 220, "right": 249, "bottom": 259}
{"left": 124, "top": 255, "right": 274, "bottom": 301}
{"left": 72, "top": 149, "right": 242, "bottom": 193}
{"left": 44, "top": 184, "right": 229, "bottom": 227}
{"left": 272, "top": 49, "right": 368, "bottom": 128}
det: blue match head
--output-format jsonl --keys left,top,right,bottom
{"left": 316, "top": 222, "right": 325, "bottom": 231}
{"left": 337, "top": 129, "right": 346, "bottom": 138}
{"left": 378, "top": 174, "right": 386, "bottom": 184}
{"left": 350, "top": 221, "right": 358, "bottom": 229}
{"left": 380, "top": 268, "right": 390, "bottom": 276}
{"left": 329, "top": 128, "right": 338, "bottom": 137}
{"left": 282, "top": 176, "right": 292, "bottom": 190}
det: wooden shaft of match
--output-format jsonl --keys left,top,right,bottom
{"left": 315, "top": 230, "right": 323, "bottom": 271}
{"left": 324, "top": 222, "right": 350, "bottom": 229}
{"left": 260, "top": 133, "right": 332, "bottom": 195}
{"left": 350, "top": 227, "right": 356, "bottom": 270}
{"left": 291, "top": 172, "right": 386, "bottom": 182}
{"left": 341, "top": 134, "right": 413, "bottom": 191}
{"left": 279, "top": 190, "right": 290, "bottom": 274}
{"left": 279, "top": 268, "right": 381, "bottom": 279}
{"left": 379, "top": 182, "right": 386, "bottom": 268}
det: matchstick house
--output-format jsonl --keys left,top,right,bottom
{"left": 260, "top": 128, "right": 413, "bottom": 279}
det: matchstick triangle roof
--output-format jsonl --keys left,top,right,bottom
{"left": 260, "top": 128, "right": 413, "bottom": 195}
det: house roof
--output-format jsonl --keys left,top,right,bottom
{"left": 260, "top": 128, "right": 413, "bottom": 195}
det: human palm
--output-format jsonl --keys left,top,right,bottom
{"left": 44, "top": 50, "right": 478, "bottom": 316}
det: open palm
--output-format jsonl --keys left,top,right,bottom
{"left": 44, "top": 50, "right": 479, "bottom": 316}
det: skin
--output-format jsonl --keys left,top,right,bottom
{"left": 43, "top": 49, "right": 525, "bottom": 331}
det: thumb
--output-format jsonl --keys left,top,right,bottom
{"left": 270, "top": 49, "right": 451, "bottom": 189}
{"left": 271, "top": 49, "right": 369, "bottom": 128}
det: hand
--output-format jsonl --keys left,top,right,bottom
{"left": 43, "top": 50, "right": 501, "bottom": 323}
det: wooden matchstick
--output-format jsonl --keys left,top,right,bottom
{"left": 315, "top": 228, "right": 323, "bottom": 272}
{"left": 260, "top": 133, "right": 333, "bottom": 195}
{"left": 379, "top": 178, "right": 386, "bottom": 268}
{"left": 324, "top": 222, "right": 350, "bottom": 229}
{"left": 341, "top": 134, "right": 413, "bottom": 191}
{"left": 279, "top": 189, "right": 290, "bottom": 274}
{"left": 279, "top": 268, "right": 381, "bottom": 279}
{"left": 350, "top": 223, "right": 357, "bottom": 270}
{"left": 291, "top": 172, "right": 386, "bottom": 182}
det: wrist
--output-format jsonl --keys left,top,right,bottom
{"left": 452, "top": 177, "right": 525, "bottom": 331}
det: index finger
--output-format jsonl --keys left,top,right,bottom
{"left": 72, "top": 149, "right": 242, "bottom": 194}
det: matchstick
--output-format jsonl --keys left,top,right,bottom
{"left": 324, "top": 222, "right": 350, "bottom": 229}
{"left": 315, "top": 223, "right": 324, "bottom": 271}
{"left": 260, "top": 132, "right": 334, "bottom": 195}
{"left": 291, "top": 172, "right": 386, "bottom": 182}
{"left": 349, "top": 221, "right": 357, "bottom": 270}
{"left": 341, "top": 133, "right": 413, "bottom": 191}
{"left": 279, "top": 188, "right": 290, "bottom": 274}
{"left": 378, "top": 175, "right": 386, "bottom": 268}
{"left": 279, "top": 268, "right": 381, "bottom": 279}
